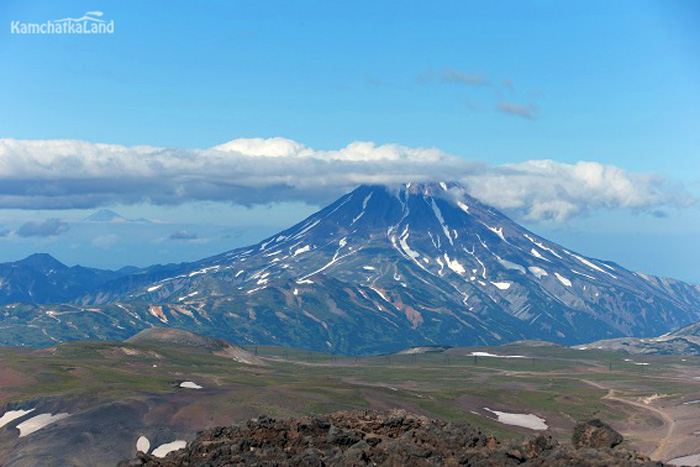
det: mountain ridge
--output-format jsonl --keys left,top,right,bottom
{"left": 0, "top": 253, "right": 136, "bottom": 304}
{"left": 1, "top": 182, "right": 699, "bottom": 353}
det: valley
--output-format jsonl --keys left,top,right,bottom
{"left": 1, "top": 334, "right": 700, "bottom": 465}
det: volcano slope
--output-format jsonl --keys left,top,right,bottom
{"left": 3, "top": 182, "right": 698, "bottom": 354}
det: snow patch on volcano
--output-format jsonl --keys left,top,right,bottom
{"left": 293, "top": 245, "right": 311, "bottom": 256}
{"left": 555, "top": 273, "right": 572, "bottom": 287}
{"left": 496, "top": 256, "right": 526, "bottom": 274}
{"left": 291, "top": 219, "right": 320, "bottom": 240}
{"left": 484, "top": 224, "right": 507, "bottom": 242}
{"left": 352, "top": 193, "right": 373, "bottom": 224}
{"left": 529, "top": 248, "right": 550, "bottom": 262}
{"left": 429, "top": 198, "right": 453, "bottom": 245}
{"left": 524, "top": 234, "right": 562, "bottom": 259}
{"left": 528, "top": 266, "right": 548, "bottom": 279}
{"left": 443, "top": 254, "right": 466, "bottom": 275}
{"left": 568, "top": 252, "right": 617, "bottom": 279}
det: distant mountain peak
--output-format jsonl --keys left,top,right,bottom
{"left": 17, "top": 253, "right": 67, "bottom": 271}
{"left": 84, "top": 209, "right": 151, "bottom": 224}
{"left": 84, "top": 209, "right": 126, "bottom": 222}
{"left": 0, "top": 253, "right": 136, "bottom": 305}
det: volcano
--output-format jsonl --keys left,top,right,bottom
{"left": 41, "top": 182, "right": 692, "bottom": 354}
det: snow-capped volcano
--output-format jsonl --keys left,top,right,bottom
{"left": 67, "top": 182, "right": 700, "bottom": 353}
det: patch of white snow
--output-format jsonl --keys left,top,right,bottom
{"left": 443, "top": 254, "right": 466, "bottom": 274}
{"left": 16, "top": 413, "right": 70, "bottom": 437}
{"left": 523, "top": 234, "right": 563, "bottom": 259}
{"left": 496, "top": 256, "right": 526, "bottom": 274}
{"left": 429, "top": 199, "right": 453, "bottom": 245}
{"left": 554, "top": 273, "right": 572, "bottom": 287}
{"left": 0, "top": 408, "right": 35, "bottom": 428}
{"left": 484, "top": 408, "right": 547, "bottom": 430}
{"left": 137, "top": 436, "right": 151, "bottom": 454}
{"left": 530, "top": 248, "right": 550, "bottom": 262}
{"left": 179, "top": 381, "right": 203, "bottom": 389}
{"left": 152, "top": 440, "right": 187, "bottom": 458}
{"left": 485, "top": 224, "right": 507, "bottom": 242}
{"left": 469, "top": 352, "right": 525, "bottom": 359}
{"left": 528, "top": 266, "right": 548, "bottom": 279}
{"left": 293, "top": 245, "right": 311, "bottom": 256}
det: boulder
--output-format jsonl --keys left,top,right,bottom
{"left": 572, "top": 419, "right": 624, "bottom": 449}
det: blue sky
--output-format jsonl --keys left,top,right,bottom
{"left": 0, "top": 1, "right": 698, "bottom": 281}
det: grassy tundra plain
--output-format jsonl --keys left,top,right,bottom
{"left": 1, "top": 339, "right": 699, "bottom": 466}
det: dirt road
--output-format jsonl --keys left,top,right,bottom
{"left": 582, "top": 379, "right": 676, "bottom": 460}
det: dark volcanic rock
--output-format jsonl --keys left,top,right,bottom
{"left": 119, "top": 410, "right": 665, "bottom": 467}
{"left": 572, "top": 419, "right": 624, "bottom": 449}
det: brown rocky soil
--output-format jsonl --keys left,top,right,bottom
{"left": 119, "top": 410, "right": 666, "bottom": 466}
{"left": 572, "top": 419, "right": 624, "bottom": 450}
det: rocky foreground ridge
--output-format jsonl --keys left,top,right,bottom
{"left": 120, "top": 410, "right": 664, "bottom": 466}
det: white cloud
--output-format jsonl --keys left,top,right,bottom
{"left": 16, "top": 218, "right": 69, "bottom": 237}
{"left": 0, "top": 138, "right": 692, "bottom": 221}
{"left": 91, "top": 234, "right": 118, "bottom": 248}
{"left": 211, "top": 137, "right": 308, "bottom": 158}
{"left": 497, "top": 101, "right": 537, "bottom": 119}
{"left": 462, "top": 160, "right": 685, "bottom": 221}
{"left": 211, "top": 138, "right": 448, "bottom": 162}
{"left": 440, "top": 68, "right": 489, "bottom": 86}
{"left": 168, "top": 230, "right": 197, "bottom": 240}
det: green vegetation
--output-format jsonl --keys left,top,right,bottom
{"left": 0, "top": 341, "right": 696, "bottom": 442}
